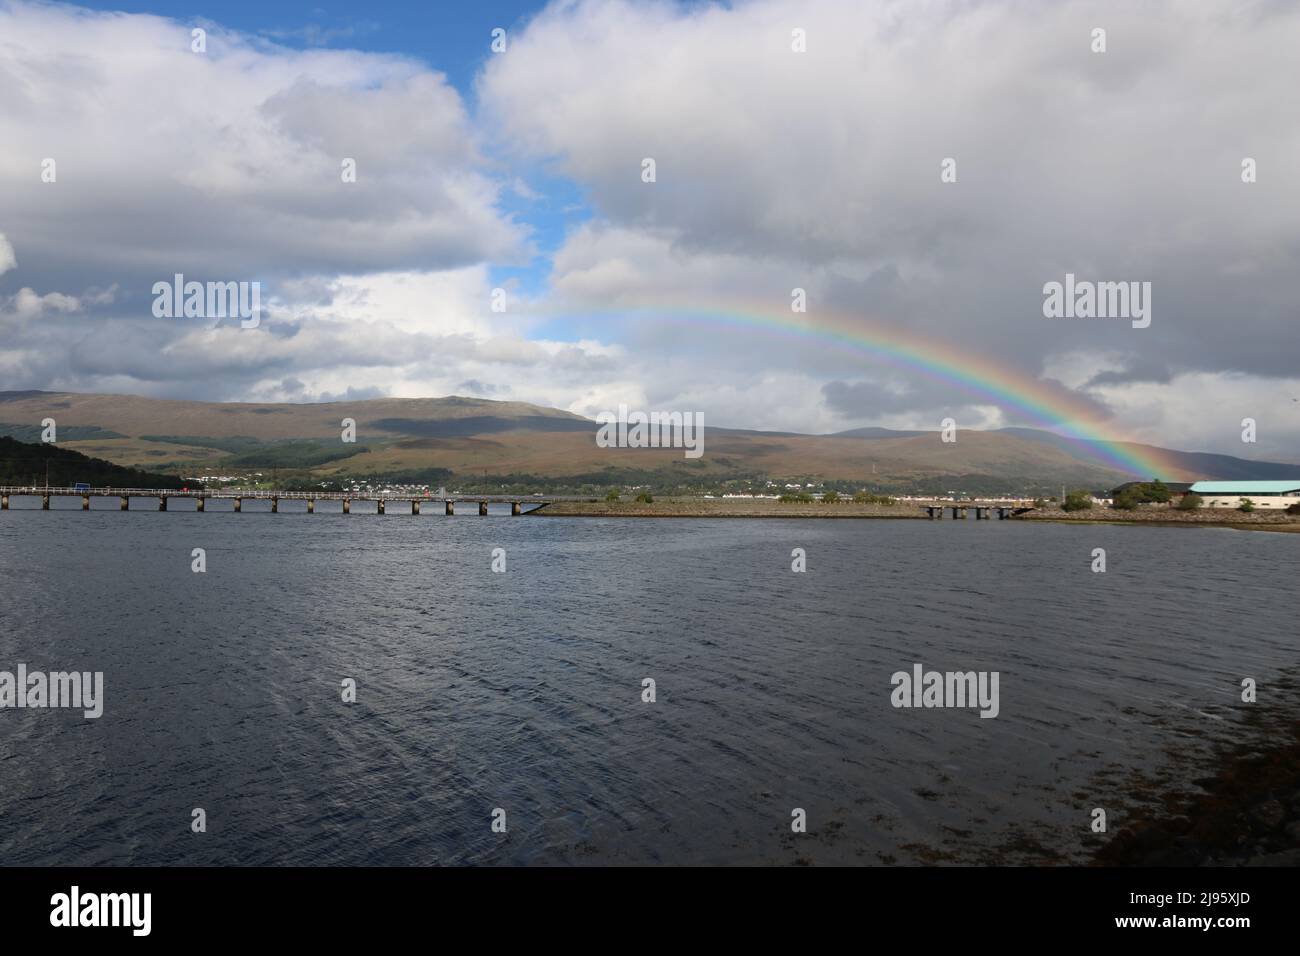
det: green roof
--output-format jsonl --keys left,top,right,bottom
{"left": 1189, "top": 481, "right": 1300, "bottom": 494}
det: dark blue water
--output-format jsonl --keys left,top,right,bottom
{"left": 1, "top": 499, "right": 1296, "bottom": 865}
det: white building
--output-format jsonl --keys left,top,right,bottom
{"left": 1189, "top": 481, "right": 1300, "bottom": 510}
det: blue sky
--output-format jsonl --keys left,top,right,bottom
{"left": 77, "top": 2, "right": 548, "bottom": 89}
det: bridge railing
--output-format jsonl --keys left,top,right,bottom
{"left": 0, "top": 486, "right": 589, "bottom": 502}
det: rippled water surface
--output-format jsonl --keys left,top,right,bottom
{"left": 1, "top": 500, "right": 1296, "bottom": 865}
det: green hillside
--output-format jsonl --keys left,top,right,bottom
{"left": 0, "top": 436, "right": 191, "bottom": 490}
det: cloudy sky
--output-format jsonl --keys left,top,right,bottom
{"left": 1, "top": 0, "right": 1297, "bottom": 459}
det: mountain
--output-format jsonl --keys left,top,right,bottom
{"left": 0, "top": 390, "right": 1294, "bottom": 494}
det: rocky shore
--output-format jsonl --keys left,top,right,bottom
{"left": 1020, "top": 504, "right": 1300, "bottom": 532}
{"left": 532, "top": 497, "right": 927, "bottom": 518}
{"left": 533, "top": 497, "right": 1300, "bottom": 529}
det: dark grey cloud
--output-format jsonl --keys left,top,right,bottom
{"left": 485, "top": 0, "right": 1300, "bottom": 454}
{"left": 1085, "top": 359, "right": 1175, "bottom": 389}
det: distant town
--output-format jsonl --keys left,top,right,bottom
{"left": 173, "top": 473, "right": 1300, "bottom": 514}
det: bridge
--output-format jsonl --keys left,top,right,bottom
{"left": 921, "top": 503, "right": 1035, "bottom": 520}
{"left": 0, "top": 486, "right": 595, "bottom": 516}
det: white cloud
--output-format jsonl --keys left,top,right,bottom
{"left": 0, "top": 1, "right": 527, "bottom": 293}
{"left": 0, "top": 234, "right": 15, "bottom": 276}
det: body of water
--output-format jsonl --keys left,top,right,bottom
{"left": 1, "top": 501, "right": 1295, "bottom": 864}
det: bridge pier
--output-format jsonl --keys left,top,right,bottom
{"left": 951, "top": 506, "right": 968, "bottom": 519}
{"left": 975, "top": 506, "right": 988, "bottom": 519}
{"left": 0, "top": 488, "right": 565, "bottom": 517}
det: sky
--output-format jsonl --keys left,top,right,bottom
{"left": 0, "top": 0, "right": 1297, "bottom": 459}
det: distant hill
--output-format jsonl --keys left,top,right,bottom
{"left": 0, "top": 435, "right": 189, "bottom": 489}
{"left": 995, "top": 428, "right": 1300, "bottom": 482}
{"left": 831, "top": 426, "right": 927, "bottom": 439}
{"left": 0, "top": 390, "right": 1294, "bottom": 494}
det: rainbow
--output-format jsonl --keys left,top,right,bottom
{"left": 591, "top": 300, "right": 1178, "bottom": 479}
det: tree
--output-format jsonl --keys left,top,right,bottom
{"left": 1177, "top": 492, "right": 1202, "bottom": 511}
{"left": 635, "top": 492, "right": 654, "bottom": 503}
{"left": 1146, "top": 479, "right": 1171, "bottom": 504}
{"left": 605, "top": 489, "right": 620, "bottom": 501}
{"left": 1113, "top": 480, "right": 1171, "bottom": 507}
{"left": 1062, "top": 490, "right": 1094, "bottom": 512}
{"left": 821, "top": 490, "right": 840, "bottom": 503}
{"left": 1111, "top": 490, "right": 1138, "bottom": 511}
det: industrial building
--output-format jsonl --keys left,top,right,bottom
{"left": 1188, "top": 481, "right": 1300, "bottom": 510}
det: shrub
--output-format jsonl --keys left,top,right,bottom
{"left": 779, "top": 492, "right": 814, "bottom": 503}
{"left": 1111, "top": 491, "right": 1138, "bottom": 511}
{"left": 852, "top": 491, "right": 895, "bottom": 505}
{"left": 821, "top": 490, "right": 840, "bottom": 503}
{"left": 1238, "top": 498, "right": 1255, "bottom": 513}
{"left": 1287, "top": 502, "right": 1300, "bottom": 516}
{"left": 1177, "top": 493, "right": 1202, "bottom": 511}
{"left": 1062, "top": 490, "right": 1094, "bottom": 512}
{"left": 635, "top": 492, "right": 653, "bottom": 503}
{"left": 604, "top": 489, "right": 620, "bottom": 502}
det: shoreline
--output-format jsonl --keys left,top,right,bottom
{"left": 530, "top": 498, "right": 928, "bottom": 519}
{"left": 1093, "top": 673, "right": 1300, "bottom": 867}
{"left": 1018, "top": 505, "right": 1300, "bottom": 533}
{"left": 531, "top": 498, "right": 1300, "bottom": 530}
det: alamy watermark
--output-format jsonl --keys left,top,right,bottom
{"left": 0, "top": 664, "right": 103, "bottom": 718}
{"left": 50, "top": 886, "right": 150, "bottom": 936}
{"left": 152, "top": 274, "right": 261, "bottom": 328}
{"left": 890, "top": 663, "right": 999, "bottom": 718}
{"left": 1042, "top": 273, "right": 1150, "bottom": 328}
{"left": 595, "top": 404, "right": 704, "bottom": 459}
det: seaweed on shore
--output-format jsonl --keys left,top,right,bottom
{"left": 1094, "top": 673, "right": 1300, "bottom": 867}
